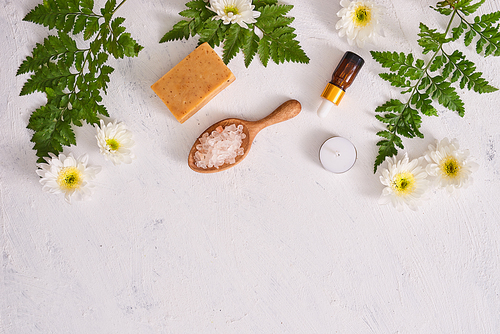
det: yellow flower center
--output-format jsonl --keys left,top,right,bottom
{"left": 392, "top": 172, "right": 416, "bottom": 196}
{"left": 57, "top": 167, "right": 83, "bottom": 191}
{"left": 440, "top": 156, "right": 461, "bottom": 178}
{"left": 106, "top": 138, "right": 120, "bottom": 151}
{"left": 225, "top": 6, "right": 239, "bottom": 15}
{"left": 353, "top": 5, "right": 371, "bottom": 27}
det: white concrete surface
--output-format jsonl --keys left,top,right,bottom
{"left": 2, "top": 0, "right": 500, "bottom": 333}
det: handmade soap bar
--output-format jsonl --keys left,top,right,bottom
{"left": 151, "top": 42, "right": 236, "bottom": 124}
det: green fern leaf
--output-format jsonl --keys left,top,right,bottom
{"left": 403, "top": 106, "right": 424, "bottom": 138}
{"left": 374, "top": 131, "right": 402, "bottom": 173}
{"left": 371, "top": 0, "right": 498, "bottom": 173}
{"left": 160, "top": 20, "right": 191, "bottom": 43}
{"left": 222, "top": 24, "right": 244, "bottom": 64}
{"left": 452, "top": 21, "right": 467, "bottom": 41}
{"left": 379, "top": 73, "right": 411, "bottom": 88}
{"left": 257, "top": 4, "right": 293, "bottom": 27}
{"left": 20, "top": 62, "right": 72, "bottom": 96}
{"left": 27, "top": 103, "right": 76, "bottom": 161}
{"left": 258, "top": 35, "right": 271, "bottom": 66}
{"left": 418, "top": 23, "right": 449, "bottom": 54}
{"left": 198, "top": 20, "right": 224, "bottom": 47}
{"left": 160, "top": 1, "right": 308, "bottom": 67}
{"left": 413, "top": 92, "right": 438, "bottom": 116}
{"left": 17, "top": 32, "right": 79, "bottom": 75}
{"left": 430, "top": 55, "right": 446, "bottom": 72}
{"left": 440, "top": 50, "right": 497, "bottom": 93}
{"left": 19, "top": 0, "right": 142, "bottom": 161}
{"left": 428, "top": 76, "right": 466, "bottom": 116}
{"left": 459, "top": 0, "right": 486, "bottom": 15}
{"left": 371, "top": 51, "right": 423, "bottom": 80}
{"left": 242, "top": 29, "right": 259, "bottom": 67}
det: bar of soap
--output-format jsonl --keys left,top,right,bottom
{"left": 151, "top": 43, "right": 236, "bottom": 124}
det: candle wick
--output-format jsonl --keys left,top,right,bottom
{"left": 327, "top": 148, "right": 342, "bottom": 157}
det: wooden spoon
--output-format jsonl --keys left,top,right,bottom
{"left": 188, "top": 99, "right": 302, "bottom": 173}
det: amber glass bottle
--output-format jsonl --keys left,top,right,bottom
{"left": 317, "top": 51, "right": 365, "bottom": 118}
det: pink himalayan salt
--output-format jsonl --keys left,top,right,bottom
{"left": 194, "top": 124, "right": 246, "bottom": 169}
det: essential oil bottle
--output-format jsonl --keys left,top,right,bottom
{"left": 317, "top": 51, "right": 365, "bottom": 118}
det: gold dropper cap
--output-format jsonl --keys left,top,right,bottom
{"left": 321, "top": 83, "right": 345, "bottom": 106}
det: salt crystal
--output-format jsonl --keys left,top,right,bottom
{"left": 194, "top": 124, "right": 246, "bottom": 169}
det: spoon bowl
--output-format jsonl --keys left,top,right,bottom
{"left": 188, "top": 99, "right": 301, "bottom": 173}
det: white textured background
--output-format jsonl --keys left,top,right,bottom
{"left": 2, "top": 0, "right": 500, "bottom": 333}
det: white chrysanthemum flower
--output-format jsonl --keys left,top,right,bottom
{"left": 96, "top": 119, "right": 136, "bottom": 165}
{"left": 379, "top": 154, "right": 429, "bottom": 211}
{"left": 424, "top": 138, "right": 479, "bottom": 193}
{"left": 36, "top": 153, "right": 101, "bottom": 204}
{"left": 336, "top": 0, "right": 383, "bottom": 48}
{"left": 208, "top": 0, "right": 261, "bottom": 29}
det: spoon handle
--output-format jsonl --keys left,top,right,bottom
{"left": 252, "top": 99, "right": 302, "bottom": 132}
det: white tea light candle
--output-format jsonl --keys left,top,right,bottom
{"left": 319, "top": 137, "right": 357, "bottom": 173}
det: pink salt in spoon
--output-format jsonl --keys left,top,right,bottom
{"left": 188, "top": 99, "right": 302, "bottom": 173}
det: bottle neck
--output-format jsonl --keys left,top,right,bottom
{"left": 321, "top": 82, "right": 345, "bottom": 105}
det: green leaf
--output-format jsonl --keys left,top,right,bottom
{"left": 179, "top": 8, "right": 201, "bottom": 19}
{"left": 20, "top": 61, "right": 72, "bottom": 96}
{"left": 256, "top": 4, "right": 293, "bottom": 27}
{"left": 440, "top": 50, "right": 497, "bottom": 93}
{"left": 464, "top": 28, "right": 476, "bottom": 46}
{"left": 430, "top": 55, "right": 445, "bottom": 72}
{"left": 27, "top": 103, "right": 76, "bottom": 162}
{"left": 96, "top": 65, "right": 114, "bottom": 92}
{"left": 257, "top": 20, "right": 309, "bottom": 66}
{"left": 459, "top": 0, "right": 486, "bottom": 16}
{"left": 258, "top": 35, "right": 271, "bottom": 66}
{"left": 84, "top": 16, "right": 100, "bottom": 40}
{"left": 186, "top": 0, "right": 210, "bottom": 10}
{"left": 413, "top": 92, "right": 438, "bottom": 116}
{"left": 198, "top": 20, "right": 223, "bottom": 47}
{"left": 452, "top": 21, "right": 467, "bottom": 41}
{"left": 372, "top": 0, "right": 499, "bottom": 172}
{"left": 431, "top": 5, "right": 453, "bottom": 16}
{"left": 242, "top": 29, "right": 260, "bottom": 67}
{"left": 73, "top": 15, "right": 87, "bottom": 34}
{"left": 403, "top": 106, "right": 424, "bottom": 138}
{"left": 375, "top": 99, "right": 406, "bottom": 114}
{"left": 222, "top": 24, "right": 244, "bottom": 64}
{"left": 110, "top": 17, "right": 126, "bottom": 35}
{"left": 23, "top": 0, "right": 100, "bottom": 35}
{"left": 17, "top": 32, "right": 78, "bottom": 75}
{"left": 374, "top": 130, "right": 402, "bottom": 173}
{"left": 102, "top": 0, "right": 116, "bottom": 18}
{"left": 19, "top": 0, "right": 142, "bottom": 161}
{"left": 374, "top": 98, "right": 421, "bottom": 140}
{"left": 428, "top": 76, "right": 466, "bottom": 116}
{"left": 418, "top": 23, "right": 449, "bottom": 54}
{"left": 457, "top": 11, "right": 500, "bottom": 55}
{"left": 160, "top": 1, "right": 308, "bottom": 67}
{"left": 375, "top": 113, "right": 400, "bottom": 124}
{"left": 186, "top": 0, "right": 214, "bottom": 20}
{"left": 159, "top": 20, "right": 191, "bottom": 43}
{"left": 120, "top": 33, "right": 142, "bottom": 57}
{"left": 81, "top": 0, "right": 95, "bottom": 13}
{"left": 371, "top": 51, "right": 424, "bottom": 80}
{"left": 379, "top": 73, "right": 411, "bottom": 88}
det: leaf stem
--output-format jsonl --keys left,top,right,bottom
{"left": 112, "top": 0, "right": 127, "bottom": 15}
